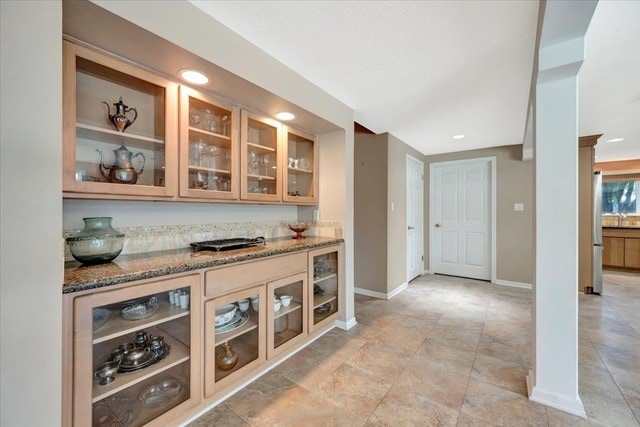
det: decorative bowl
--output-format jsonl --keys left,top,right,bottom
{"left": 139, "top": 379, "right": 185, "bottom": 408}
{"left": 215, "top": 304, "right": 237, "bottom": 326}
{"left": 288, "top": 222, "right": 309, "bottom": 239}
{"left": 122, "top": 296, "right": 158, "bottom": 321}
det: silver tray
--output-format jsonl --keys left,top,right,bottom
{"left": 190, "top": 237, "right": 265, "bottom": 252}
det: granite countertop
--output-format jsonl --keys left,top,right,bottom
{"left": 603, "top": 226, "right": 640, "bottom": 230}
{"left": 63, "top": 236, "right": 343, "bottom": 294}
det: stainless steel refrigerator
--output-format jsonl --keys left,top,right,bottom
{"left": 591, "top": 171, "right": 603, "bottom": 294}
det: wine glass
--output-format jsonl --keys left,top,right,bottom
{"left": 192, "top": 139, "right": 207, "bottom": 167}
{"left": 261, "top": 154, "right": 271, "bottom": 176}
{"left": 219, "top": 115, "right": 230, "bottom": 136}
{"left": 189, "top": 108, "right": 203, "bottom": 129}
{"left": 206, "top": 145, "right": 221, "bottom": 169}
{"left": 248, "top": 151, "right": 258, "bottom": 175}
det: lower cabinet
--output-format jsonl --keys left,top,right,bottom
{"left": 71, "top": 274, "right": 201, "bottom": 427}
{"left": 308, "top": 245, "right": 343, "bottom": 333}
{"left": 603, "top": 236, "right": 625, "bottom": 267}
{"left": 204, "top": 285, "right": 266, "bottom": 397}
{"left": 267, "top": 272, "right": 308, "bottom": 359}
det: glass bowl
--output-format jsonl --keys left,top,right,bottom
{"left": 139, "top": 379, "right": 185, "bottom": 408}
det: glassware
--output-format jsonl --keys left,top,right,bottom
{"left": 220, "top": 115, "right": 230, "bottom": 136}
{"left": 261, "top": 154, "right": 271, "bottom": 176}
{"left": 216, "top": 342, "right": 239, "bottom": 371}
{"left": 66, "top": 217, "right": 124, "bottom": 264}
{"left": 248, "top": 151, "right": 258, "bottom": 175}
{"left": 206, "top": 145, "right": 221, "bottom": 169}
{"left": 189, "top": 108, "right": 203, "bottom": 129}
{"left": 192, "top": 139, "right": 207, "bottom": 167}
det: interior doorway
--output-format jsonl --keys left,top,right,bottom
{"left": 429, "top": 157, "right": 496, "bottom": 281}
{"left": 406, "top": 155, "right": 424, "bottom": 281}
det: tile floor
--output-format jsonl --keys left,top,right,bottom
{"left": 189, "top": 272, "right": 640, "bottom": 426}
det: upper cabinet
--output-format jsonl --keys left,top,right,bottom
{"left": 282, "top": 125, "right": 318, "bottom": 204}
{"left": 62, "top": 41, "right": 178, "bottom": 198}
{"left": 62, "top": 41, "right": 318, "bottom": 205}
{"left": 179, "top": 86, "right": 239, "bottom": 200}
{"left": 240, "top": 110, "right": 283, "bottom": 202}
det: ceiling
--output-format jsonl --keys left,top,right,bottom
{"left": 580, "top": 0, "right": 640, "bottom": 162}
{"left": 190, "top": 1, "right": 638, "bottom": 161}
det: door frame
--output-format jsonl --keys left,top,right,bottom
{"left": 428, "top": 156, "right": 497, "bottom": 283}
{"left": 406, "top": 154, "right": 424, "bottom": 281}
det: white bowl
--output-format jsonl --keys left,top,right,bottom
{"left": 280, "top": 295, "right": 292, "bottom": 307}
{"left": 274, "top": 299, "right": 281, "bottom": 312}
{"left": 251, "top": 300, "right": 259, "bottom": 312}
{"left": 215, "top": 304, "right": 237, "bottom": 326}
{"left": 237, "top": 299, "right": 250, "bottom": 312}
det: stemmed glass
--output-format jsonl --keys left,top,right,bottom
{"left": 206, "top": 145, "right": 221, "bottom": 169}
{"left": 261, "top": 154, "right": 271, "bottom": 176}
{"left": 192, "top": 139, "right": 207, "bottom": 167}
{"left": 248, "top": 151, "right": 258, "bottom": 175}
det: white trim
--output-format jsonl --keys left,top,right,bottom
{"left": 529, "top": 387, "right": 587, "bottom": 418}
{"left": 422, "top": 269, "right": 431, "bottom": 275}
{"left": 494, "top": 279, "right": 533, "bottom": 290}
{"left": 429, "top": 156, "right": 497, "bottom": 283}
{"left": 523, "top": 147, "right": 533, "bottom": 161}
{"left": 354, "top": 282, "right": 408, "bottom": 300}
{"left": 179, "top": 326, "right": 335, "bottom": 426}
{"left": 406, "top": 154, "right": 425, "bottom": 282}
{"left": 335, "top": 317, "right": 357, "bottom": 330}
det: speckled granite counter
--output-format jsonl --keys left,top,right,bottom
{"left": 63, "top": 237, "right": 343, "bottom": 294}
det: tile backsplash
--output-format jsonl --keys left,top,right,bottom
{"left": 63, "top": 220, "right": 343, "bottom": 261}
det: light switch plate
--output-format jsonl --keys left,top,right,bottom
{"left": 514, "top": 203, "right": 525, "bottom": 212}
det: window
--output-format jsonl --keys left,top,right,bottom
{"left": 602, "top": 179, "right": 638, "bottom": 214}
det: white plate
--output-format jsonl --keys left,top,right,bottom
{"left": 215, "top": 311, "right": 249, "bottom": 334}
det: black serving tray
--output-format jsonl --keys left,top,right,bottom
{"left": 190, "top": 236, "right": 266, "bottom": 252}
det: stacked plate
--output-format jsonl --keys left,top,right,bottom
{"left": 215, "top": 311, "right": 248, "bottom": 334}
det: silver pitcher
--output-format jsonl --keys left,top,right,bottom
{"left": 103, "top": 97, "right": 137, "bottom": 133}
{"left": 96, "top": 143, "right": 145, "bottom": 184}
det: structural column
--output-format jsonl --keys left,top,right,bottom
{"left": 528, "top": 0, "right": 597, "bottom": 417}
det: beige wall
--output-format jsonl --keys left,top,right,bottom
{"left": 1, "top": 1, "right": 63, "bottom": 425}
{"left": 354, "top": 132, "right": 388, "bottom": 293}
{"left": 387, "top": 134, "right": 425, "bottom": 292}
{"left": 424, "top": 144, "right": 534, "bottom": 284}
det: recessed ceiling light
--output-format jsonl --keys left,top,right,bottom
{"left": 606, "top": 137, "right": 624, "bottom": 143}
{"left": 275, "top": 112, "right": 295, "bottom": 121}
{"left": 179, "top": 69, "right": 210, "bottom": 85}
{"left": 452, "top": 134, "right": 466, "bottom": 139}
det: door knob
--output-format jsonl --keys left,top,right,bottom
{"left": 408, "top": 226, "right": 415, "bottom": 230}
{"left": 435, "top": 223, "right": 442, "bottom": 227}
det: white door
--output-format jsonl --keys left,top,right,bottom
{"left": 407, "top": 155, "right": 424, "bottom": 281}
{"left": 432, "top": 159, "right": 491, "bottom": 280}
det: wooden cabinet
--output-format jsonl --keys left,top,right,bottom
{"left": 179, "top": 86, "right": 240, "bottom": 200}
{"left": 283, "top": 125, "right": 318, "bottom": 204}
{"left": 240, "top": 110, "right": 283, "bottom": 202}
{"left": 71, "top": 274, "right": 200, "bottom": 426}
{"left": 602, "top": 228, "right": 640, "bottom": 270}
{"left": 204, "top": 285, "right": 266, "bottom": 397}
{"left": 63, "top": 41, "right": 178, "bottom": 199}
{"left": 603, "top": 236, "right": 625, "bottom": 267}
{"left": 266, "top": 273, "right": 308, "bottom": 359}
{"left": 308, "top": 245, "right": 343, "bottom": 333}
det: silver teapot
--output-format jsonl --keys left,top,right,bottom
{"left": 96, "top": 143, "right": 145, "bottom": 184}
{"left": 103, "top": 97, "right": 137, "bottom": 133}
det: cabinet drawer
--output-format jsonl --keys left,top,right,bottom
{"left": 205, "top": 252, "right": 307, "bottom": 297}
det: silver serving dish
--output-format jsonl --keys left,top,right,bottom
{"left": 118, "top": 347, "right": 154, "bottom": 371}
{"left": 122, "top": 296, "right": 158, "bottom": 321}
{"left": 139, "top": 379, "right": 185, "bottom": 408}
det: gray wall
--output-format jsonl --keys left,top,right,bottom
{"left": 354, "top": 132, "right": 388, "bottom": 293}
{"left": 1, "top": 2, "right": 63, "bottom": 425}
{"left": 424, "top": 144, "right": 534, "bottom": 284}
{"left": 387, "top": 134, "right": 425, "bottom": 292}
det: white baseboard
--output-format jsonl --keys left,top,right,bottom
{"left": 355, "top": 282, "right": 408, "bottom": 300}
{"left": 335, "top": 317, "right": 357, "bottom": 330}
{"left": 494, "top": 279, "right": 532, "bottom": 290}
{"left": 529, "top": 386, "right": 586, "bottom": 418}
{"left": 422, "top": 269, "right": 431, "bottom": 275}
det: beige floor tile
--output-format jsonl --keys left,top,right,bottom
{"left": 367, "top": 385, "right": 459, "bottom": 426}
{"left": 476, "top": 334, "right": 531, "bottom": 367}
{"left": 187, "top": 404, "right": 249, "bottom": 426}
{"left": 461, "top": 379, "right": 547, "bottom": 426}
{"left": 579, "top": 365, "right": 639, "bottom": 426}
{"left": 345, "top": 342, "right": 410, "bottom": 383}
{"left": 455, "top": 412, "right": 496, "bottom": 426}
{"left": 545, "top": 407, "right": 608, "bottom": 426}
{"left": 396, "top": 359, "right": 469, "bottom": 410}
{"left": 274, "top": 347, "right": 344, "bottom": 391}
{"left": 309, "top": 329, "right": 368, "bottom": 361}
{"left": 313, "top": 364, "right": 392, "bottom": 421}
{"left": 429, "top": 323, "right": 482, "bottom": 353}
{"left": 413, "top": 338, "right": 476, "bottom": 376}
{"left": 470, "top": 353, "right": 528, "bottom": 396}
{"left": 365, "top": 322, "right": 429, "bottom": 357}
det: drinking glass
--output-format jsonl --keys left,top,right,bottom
{"left": 189, "top": 108, "right": 203, "bottom": 129}
{"left": 261, "top": 154, "right": 271, "bottom": 176}
{"left": 248, "top": 151, "right": 258, "bottom": 175}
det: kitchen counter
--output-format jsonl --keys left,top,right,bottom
{"left": 63, "top": 236, "right": 343, "bottom": 293}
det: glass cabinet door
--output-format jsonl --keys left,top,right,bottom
{"left": 282, "top": 125, "right": 318, "bottom": 204}
{"left": 62, "top": 40, "right": 178, "bottom": 198}
{"left": 72, "top": 275, "right": 200, "bottom": 427}
{"left": 309, "top": 245, "right": 343, "bottom": 332}
{"left": 240, "top": 110, "right": 282, "bottom": 201}
{"left": 204, "top": 285, "right": 266, "bottom": 397}
{"left": 266, "top": 273, "right": 308, "bottom": 359}
{"left": 179, "top": 86, "right": 239, "bottom": 200}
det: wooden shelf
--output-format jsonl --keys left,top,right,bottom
{"left": 188, "top": 165, "right": 231, "bottom": 176}
{"left": 274, "top": 329, "right": 302, "bottom": 348}
{"left": 313, "top": 293, "right": 337, "bottom": 309}
{"left": 287, "top": 167, "right": 313, "bottom": 175}
{"left": 77, "top": 122, "right": 164, "bottom": 148}
{"left": 92, "top": 328, "right": 190, "bottom": 403}
{"left": 313, "top": 272, "right": 337, "bottom": 285}
{"left": 214, "top": 310, "right": 258, "bottom": 346}
{"left": 247, "top": 173, "right": 276, "bottom": 181}
{"left": 273, "top": 301, "right": 301, "bottom": 320}
{"left": 93, "top": 300, "right": 189, "bottom": 344}
{"left": 188, "top": 126, "right": 231, "bottom": 141}
{"left": 247, "top": 142, "right": 276, "bottom": 153}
